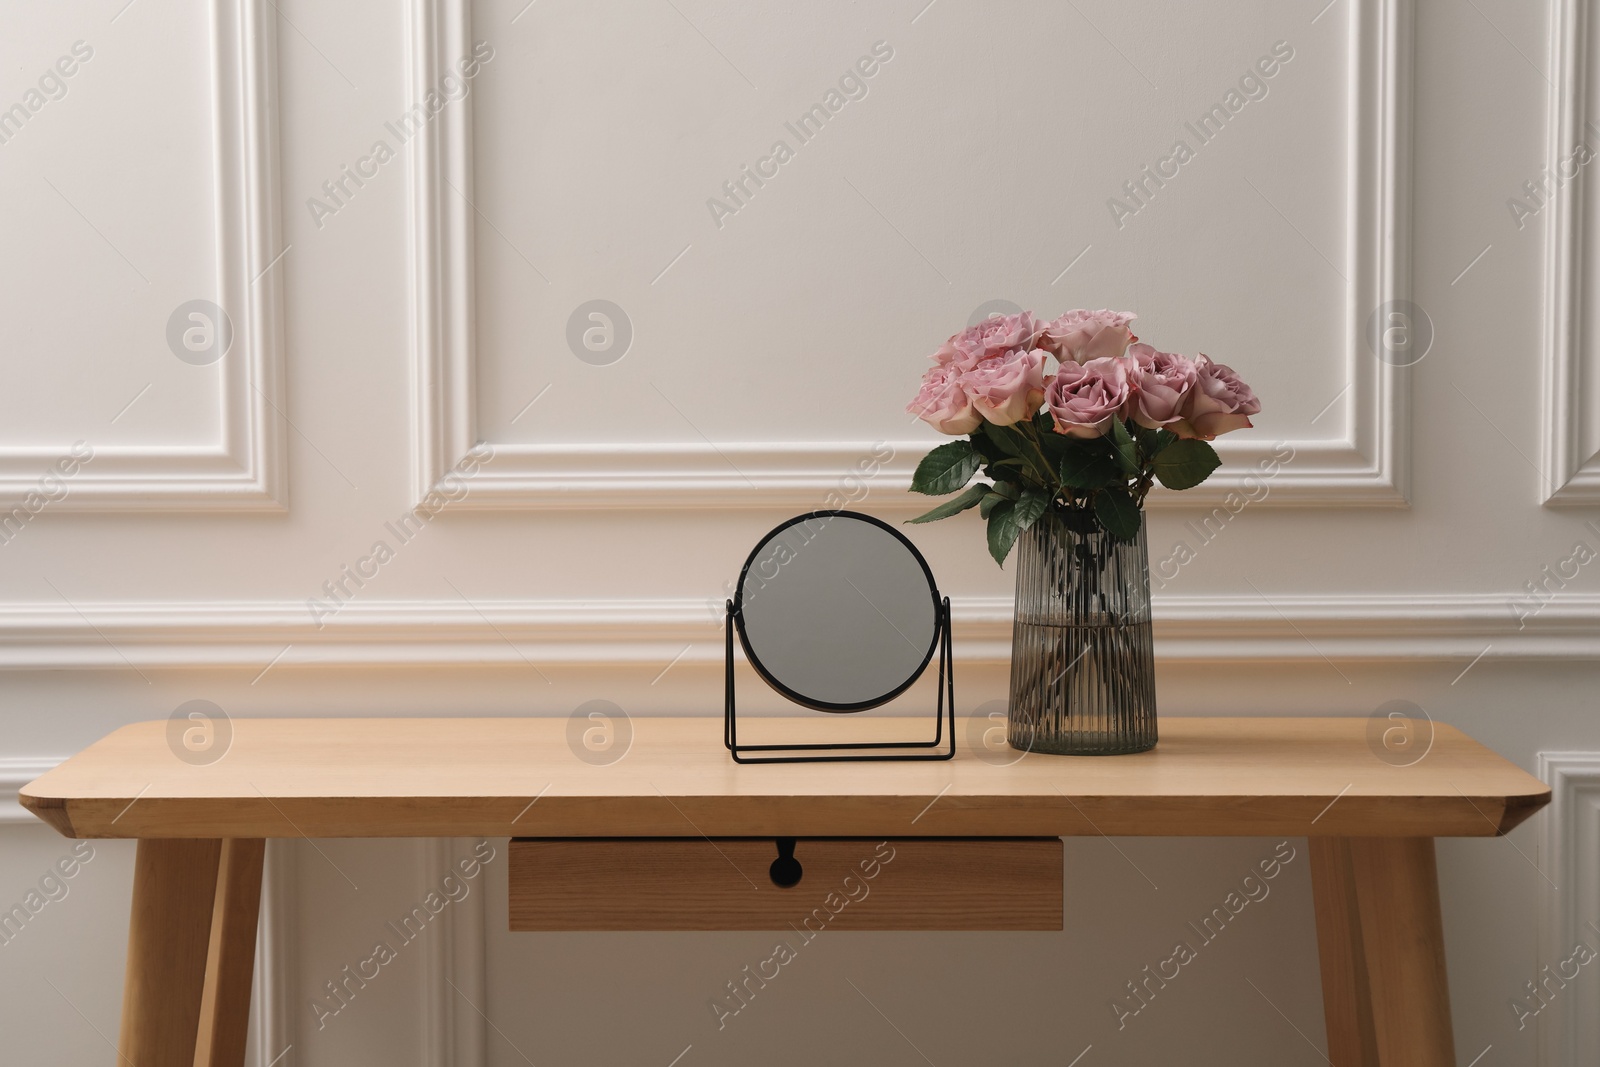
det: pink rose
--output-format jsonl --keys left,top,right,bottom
{"left": 1046, "top": 356, "right": 1132, "bottom": 439}
{"left": 963, "top": 347, "right": 1048, "bottom": 426}
{"left": 1038, "top": 309, "right": 1138, "bottom": 363}
{"left": 1122, "top": 343, "right": 1197, "bottom": 429}
{"left": 932, "top": 312, "right": 1042, "bottom": 370}
{"left": 1178, "top": 355, "right": 1260, "bottom": 439}
{"left": 907, "top": 363, "right": 982, "bottom": 435}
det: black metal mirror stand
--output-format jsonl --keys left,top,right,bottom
{"left": 723, "top": 597, "right": 956, "bottom": 764}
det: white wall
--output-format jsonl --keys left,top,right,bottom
{"left": 0, "top": 0, "right": 1596, "bottom": 1063}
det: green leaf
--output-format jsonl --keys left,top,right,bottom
{"left": 991, "top": 480, "right": 1022, "bottom": 500}
{"left": 1058, "top": 440, "right": 1120, "bottom": 489}
{"left": 1094, "top": 488, "right": 1141, "bottom": 542}
{"left": 980, "top": 463, "right": 1023, "bottom": 489}
{"left": 910, "top": 440, "right": 982, "bottom": 495}
{"left": 1058, "top": 504, "right": 1100, "bottom": 536}
{"left": 985, "top": 423, "right": 1055, "bottom": 486}
{"left": 1131, "top": 424, "right": 1178, "bottom": 461}
{"left": 979, "top": 492, "right": 1007, "bottom": 519}
{"left": 1151, "top": 438, "right": 1223, "bottom": 491}
{"left": 1109, "top": 418, "right": 1139, "bottom": 477}
{"left": 969, "top": 428, "right": 1006, "bottom": 466}
{"left": 986, "top": 488, "right": 1052, "bottom": 566}
{"left": 1131, "top": 422, "right": 1162, "bottom": 456}
{"left": 981, "top": 424, "right": 1029, "bottom": 461}
{"left": 1035, "top": 427, "right": 1070, "bottom": 467}
{"left": 906, "top": 482, "right": 989, "bottom": 524}
{"left": 1012, "top": 488, "right": 1050, "bottom": 531}
{"left": 986, "top": 500, "right": 1021, "bottom": 565}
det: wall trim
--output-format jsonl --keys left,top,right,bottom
{"left": 419, "top": 838, "right": 487, "bottom": 1067}
{"left": 1536, "top": 753, "right": 1600, "bottom": 1066}
{"left": 0, "top": 591, "right": 1590, "bottom": 668}
{"left": 247, "top": 839, "right": 486, "bottom": 1067}
{"left": 1543, "top": 0, "right": 1598, "bottom": 504}
{"left": 0, "top": 0, "right": 287, "bottom": 511}
{"left": 248, "top": 838, "right": 296, "bottom": 1067}
{"left": 408, "top": 0, "right": 476, "bottom": 510}
{"left": 409, "top": 0, "right": 1412, "bottom": 509}
{"left": 0, "top": 758, "right": 62, "bottom": 823}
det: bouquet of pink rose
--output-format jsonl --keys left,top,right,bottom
{"left": 905, "top": 309, "right": 1260, "bottom": 564}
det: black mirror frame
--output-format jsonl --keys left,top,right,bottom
{"left": 733, "top": 510, "right": 940, "bottom": 713}
{"left": 724, "top": 509, "right": 956, "bottom": 764}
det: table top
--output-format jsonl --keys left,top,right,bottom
{"left": 20, "top": 716, "right": 1548, "bottom": 840}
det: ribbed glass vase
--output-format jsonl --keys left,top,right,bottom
{"left": 1006, "top": 508, "right": 1157, "bottom": 755}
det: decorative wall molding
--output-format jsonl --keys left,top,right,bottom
{"left": 1543, "top": 0, "right": 1600, "bottom": 504}
{"left": 409, "top": 0, "right": 1412, "bottom": 509}
{"left": 1536, "top": 753, "right": 1600, "bottom": 1066}
{"left": 407, "top": 0, "right": 476, "bottom": 510}
{"left": 0, "top": 758, "right": 61, "bottom": 823}
{"left": 0, "top": 591, "right": 1590, "bottom": 668}
{"left": 248, "top": 839, "right": 297, "bottom": 1067}
{"left": 418, "top": 838, "right": 487, "bottom": 1067}
{"left": 0, "top": 0, "right": 286, "bottom": 511}
{"left": 249, "top": 839, "right": 487, "bottom": 1067}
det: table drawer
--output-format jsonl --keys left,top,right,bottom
{"left": 508, "top": 836, "right": 1062, "bottom": 931}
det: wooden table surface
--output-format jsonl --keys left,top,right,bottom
{"left": 21, "top": 716, "right": 1548, "bottom": 840}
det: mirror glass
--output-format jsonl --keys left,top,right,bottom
{"left": 736, "top": 512, "right": 939, "bottom": 711}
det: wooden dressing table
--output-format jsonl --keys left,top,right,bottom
{"left": 21, "top": 715, "right": 1548, "bottom": 1066}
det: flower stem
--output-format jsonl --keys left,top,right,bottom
{"left": 1016, "top": 420, "right": 1068, "bottom": 506}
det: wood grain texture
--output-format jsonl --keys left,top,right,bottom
{"left": 18, "top": 717, "right": 1549, "bottom": 840}
{"left": 119, "top": 839, "right": 222, "bottom": 1067}
{"left": 192, "top": 839, "right": 265, "bottom": 1067}
{"left": 508, "top": 837, "right": 1063, "bottom": 930}
{"left": 1310, "top": 838, "right": 1381, "bottom": 1065}
{"left": 1310, "top": 837, "right": 1456, "bottom": 1065}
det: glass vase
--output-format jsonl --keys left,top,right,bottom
{"left": 1006, "top": 508, "right": 1157, "bottom": 755}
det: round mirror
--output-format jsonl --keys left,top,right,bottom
{"left": 734, "top": 511, "right": 941, "bottom": 712}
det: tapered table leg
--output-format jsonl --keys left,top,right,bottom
{"left": 1310, "top": 837, "right": 1456, "bottom": 1066}
{"left": 118, "top": 839, "right": 222, "bottom": 1067}
{"left": 193, "top": 839, "right": 266, "bottom": 1067}
{"left": 114, "top": 838, "right": 264, "bottom": 1067}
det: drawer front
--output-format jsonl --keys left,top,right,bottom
{"left": 509, "top": 837, "right": 1062, "bottom": 931}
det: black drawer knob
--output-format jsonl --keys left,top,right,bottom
{"left": 769, "top": 838, "right": 802, "bottom": 888}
